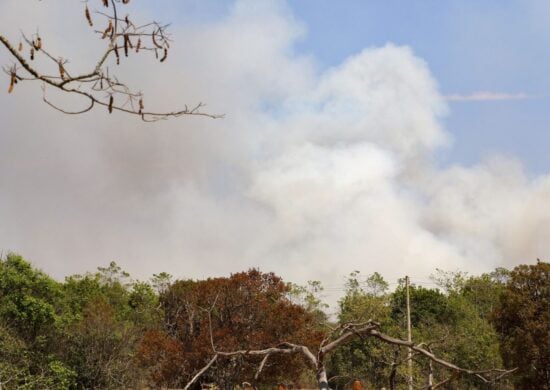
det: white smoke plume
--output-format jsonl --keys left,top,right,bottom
{"left": 1, "top": 1, "right": 548, "bottom": 306}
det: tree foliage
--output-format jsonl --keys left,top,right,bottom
{"left": 0, "top": 253, "right": 539, "bottom": 389}
{"left": 328, "top": 271, "right": 505, "bottom": 389}
{"left": 138, "top": 269, "right": 323, "bottom": 389}
{"left": 493, "top": 260, "right": 549, "bottom": 389}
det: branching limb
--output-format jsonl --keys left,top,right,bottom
{"left": 366, "top": 328, "right": 517, "bottom": 383}
{"left": 183, "top": 354, "right": 219, "bottom": 390}
{"left": 254, "top": 353, "right": 271, "bottom": 381}
{"left": 1, "top": 0, "right": 222, "bottom": 121}
{"left": 187, "top": 308, "right": 515, "bottom": 389}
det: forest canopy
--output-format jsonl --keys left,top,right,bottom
{"left": 0, "top": 253, "right": 547, "bottom": 389}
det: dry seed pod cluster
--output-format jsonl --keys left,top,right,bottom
{"left": 1, "top": 0, "right": 216, "bottom": 121}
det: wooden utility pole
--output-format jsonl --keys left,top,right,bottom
{"left": 406, "top": 275, "right": 413, "bottom": 390}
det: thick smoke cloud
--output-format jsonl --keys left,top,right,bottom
{"left": 1, "top": 1, "right": 548, "bottom": 305}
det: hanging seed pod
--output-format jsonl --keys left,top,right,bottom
{"left": 125, "top": 15, "right": 130, "bottom": 25}
{"left": 154, "top": 48, "right": 158, "bottom": 59}
{"left": 58, "top": 60, "right": 65, "bottom": 79}
{"left": 135, "top": 37, "right": 141, "bottom": 53}
{"left": 30, "top": 47, "right": 35, "bottom": 60}
{"left": 35, "top": 37, "right": 42, "bottom": 50}
{"left": 108, "top": 95, "right": 114, "bottom": 113}
{"left": 159, "top": 48, "right": 168, "bottom": 62}
{"left": 138, "top": 97, "right": 144, "bottom": 114}
{"left": 100, "top": 78, "right": 103, "bottom": 89}
{"left": 113, "top": 45, "right": 120, "bottom": 64}
{"left": 8, "top": 72, "right": 16, "bottom": 94}
{"left": 123, "top": 35, "right": 129, "bottom": 57}
{"left": 103, "top": 0, "right": 109, "bottom": 7}
{"left": 85, "top": 5, "right": 93, "bottom": 26}
{"left": 18, "top": 41, "right": 23, "bottom": 52}
{"left": 126, "top": 35, "right": 133, "bottom": 48}
{"left": 151, "top": 31, "right": 162, "bottom": 49}
{"left": 102, "top": 20, "right": 113, "bottom": 39}
{"left": 123, "top": 0, "right": 130, "bottom": 4}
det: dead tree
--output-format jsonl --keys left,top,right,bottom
{"left": 0, "top": 0, "right": 222, "bottom": 121}
{"left": 183, "top": 320, "right": 516, "bottom": 390}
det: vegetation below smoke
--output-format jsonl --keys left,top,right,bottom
{"left": 0, "top": 253, "right": 547, "bottom": 389}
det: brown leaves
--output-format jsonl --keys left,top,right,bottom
{"left": 149, "top": 270, "right": 321, "bottom": 386}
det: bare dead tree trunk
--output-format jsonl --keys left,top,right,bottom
{"left": 427, "top": 359, "right": 434, "bottom": 390}
{"left": 317, "top": 365, "right": 329, "bottom": 390}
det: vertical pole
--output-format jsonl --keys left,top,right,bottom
{"left": 406, "top": 275, "right": 413, "bottom": 390}
{"left": 428, "top": 359, "right": 434, "bottom": 389}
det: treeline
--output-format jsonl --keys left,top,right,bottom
{"left": 0, "top": 253, "right": 547, "bottom": 389}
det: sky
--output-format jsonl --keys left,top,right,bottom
{"left": 0, "top": 0, "right": 549, "bottom": 306}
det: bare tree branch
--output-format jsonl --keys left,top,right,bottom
{"left": 254, "top": 353, "right": 271, "bottom": 381}
{"left": 181, "top": 317, "right": 515, "bottom": 390}
{"left": 1, "top": 0, "right": 222, "bottom": 121}
{"left": 183, "top": 354, "right": 219, "bottom": 390}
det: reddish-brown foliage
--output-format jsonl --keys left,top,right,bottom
{"left": 137, "top": 269, "right": 322, "bottom": 388}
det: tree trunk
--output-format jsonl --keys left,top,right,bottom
{"left": 317, "top": 365, "right": 329, "bottom": 390}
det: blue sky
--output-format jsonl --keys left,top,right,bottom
{"left": 290, "top": 1, "right": 550, "bottom": 173}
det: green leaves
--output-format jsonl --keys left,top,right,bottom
{"left": 0, "top": 253, "right": 61, "bottom": 341}
{"left": 493, "top": 260, "right": 550, "bottom": 388}
{"left": 0, "top": 253, "right": 543, "bottom": 389}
